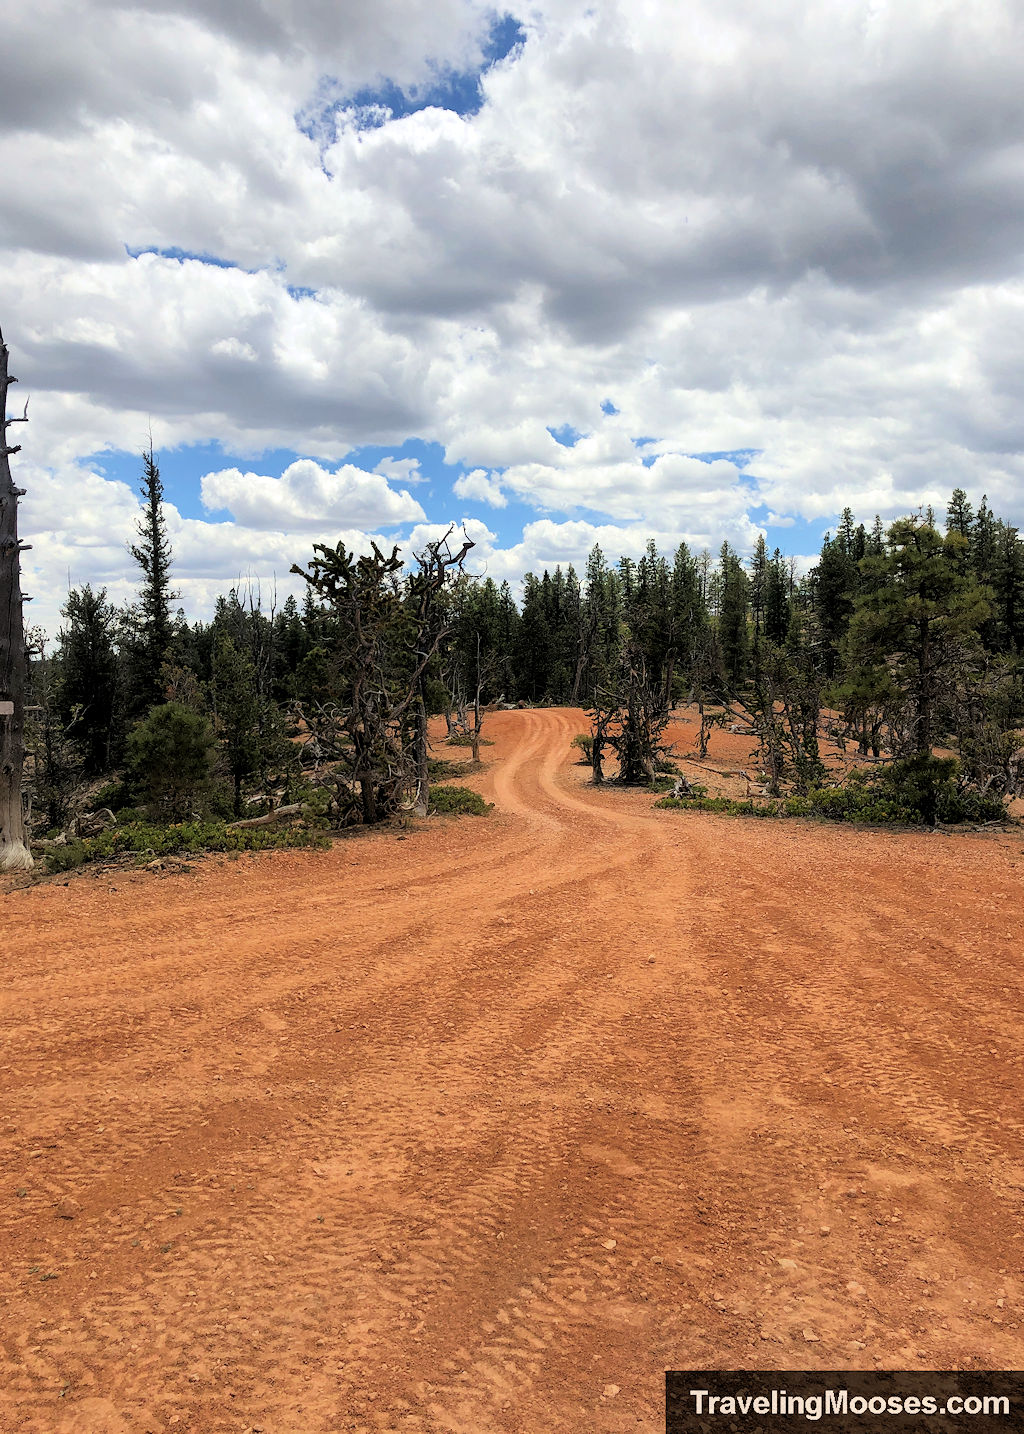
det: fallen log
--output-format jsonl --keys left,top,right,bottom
{"left": 225, "top": 802, "right": 307, "bottom": 831}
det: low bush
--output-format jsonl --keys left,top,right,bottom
{"left": 91, "top": 778, "right": 134, "bottom": 812}
{"left": 44, "top": 819, "right": 330, "bottom": 874}
{"left": 428, "top": 785, "right": 493, "bottom": 816}
{"left": 571, "top": 733, "right": 594, "bottom": 762}
{"left": 655, "top": 795, "right": 781, "bottom": 817}
{"left": 935, "top": 783, "right": 1009, "bottom": 824}
{"left": 445, "top": 733, "right": 494, "bottom": 748}
{"left": 656, "top": 757, "right": 1011, "bottom": 827}
{"left": 126, "top": 703, "right": 219, "bottom": 820}
{"left": 886, "top": 756, "right": 1006, "bottom": 824}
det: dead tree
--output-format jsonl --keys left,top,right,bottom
{"left": 407, "top": 528, "right": 475, "bottom": 814}
{"left": 440, "top": 629, "right": 498, "bottom": 763}
{"left": 587, "top": 647, "right": 673, "bottom": 785}
{"left": 0, "top": 327, "right": 32, "bottom": 870}
{"left": 589, "top": 700, "right": 612, "bottom": 783}
{"left": 464, "top": 631, "right": 502, "bottom": 763}
{"left": 291, "top": 527, "right": 473, "bottom": 824}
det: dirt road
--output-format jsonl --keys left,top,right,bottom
{"left": 2, "top": 708, "right": 1023, "bottom": 1433}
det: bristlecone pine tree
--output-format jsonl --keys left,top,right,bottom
{"left": 0, "top": 327, "right": 32, "bottom": 870}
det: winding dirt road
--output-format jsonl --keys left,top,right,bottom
{"left": 2, "top": 708, "right": 1023, "bottom": 1433}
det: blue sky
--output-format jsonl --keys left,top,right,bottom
{"left": 5, "top": 0, "right": 1023, "bottom": 632}
{"left": 83, "top": 436, "right": 835, "bottom": 576}
{"left": 309, "top": 14, "right": 527, "bottom": 133}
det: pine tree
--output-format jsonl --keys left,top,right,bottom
{"left": 667, "top": 542, "right": 707, "bottom": 698}
{"left": 292, "top": 532, "right": 472, "bottom": 823}
{"left": 56, "top": 584, "right": 119, "bottom": 774}
{"left": 750, "top": 534, "right": 768, "bottom": 638}
{"left": 972, "top": 495, "right": 997, "bottom": 583}
{"left": 763, "top": 549, "right": 791, "bottom": 645}
{"left": 990, "top": 523, "right": 1024, "bottom": 653}
{"left": 210, "top": 632, "right": 295, "bottom": 816}
{"left": 582, "top": 545, "right": 621, "bottom": 698}
{"left": 518, "top": 572, "right": 553, "bottom": 701}
{"left": 812, "top": 530, "right": 859, "bottom": 677}
{"left": 836, "top": 507, "right": 857, "bottom": 556}
{"left": 127, "top": 446, "right": 177, "bottom": 713}
{"left": 717, "top": 543, "right": 749, "bottom": 686}
{"left": 272, "top": 594, "right": 307, "bottom": 698}
{"left": 844, "top": 516, "right": 990, "bottom": 757}
{"left": 496, "top": 582, "right": 520, "bottom": 697}
{"left": 947, "top": 487, "right": 973, "bottom": 541}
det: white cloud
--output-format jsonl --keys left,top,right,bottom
{"left": 200, "top": 459, "right": 426, "bottom": 530}
{"left": 496, "top": 429, "right": 747, "bottom": 525}
{"left": 19, "top": 458, "right": 429, "bottom": 638}
{"left": 6, "top": 0, "right": 1024, "bottom": 633}
{"left": 210, "top": 336, "right": 258, "bottom": 362}
{"left": 452, "top": 468, "right": 507, "bottom": 507}
{"left": 374, "top": 456, "right": 425, "bottom": 482}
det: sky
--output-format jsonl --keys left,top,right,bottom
{"left": 3, "top": 0, "right": 1024, "bottom": 637}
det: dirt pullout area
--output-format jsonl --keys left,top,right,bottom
{"left": 2, "top": 708, "right": 1023, "bottom": 1434}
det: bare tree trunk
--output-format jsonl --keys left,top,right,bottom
{"left": 569, "top": 609, "right": 597, "bottom": 707}
{"left": 413, "top": 674, "right": 429, "bottom": 816}
{"left": 0, "top": 328, "right": 32, "bottom": 870}
{"left": 662, "top": 651, "right": 675, "bottom": 716}
{"left": 470, "top": 632, "right": 483, "bottom": 763}
{"left": 590, "top": 695, "right": 609, "bottom": 784}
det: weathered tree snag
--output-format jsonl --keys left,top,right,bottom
{"left": 291, "top": 527, "right": 473, "bottom": 826}
{"left": 412, "top": 685, "right": 429, "bottom": 817}
{"left": 469, "top": 632, "right": 484, "bottom": 764}
{"left": 406, "top": 527, "right": 474, "bottom": 818}
{"left": 225, "top": 801, "right": 306, "bottom": 831}
{"left": 0, "top": 327, "right": 32, "bottom": 870}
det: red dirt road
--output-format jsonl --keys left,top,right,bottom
{"left": 2, "top": 708, "right": 1024, "bottom": 1433}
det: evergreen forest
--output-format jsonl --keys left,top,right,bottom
{"left": 23, "top": 455, "right": 1024, "bottom": 856}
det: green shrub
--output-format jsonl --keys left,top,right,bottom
{"left": 878, "top": 756, "right": 1006, "bottom": 824}
{"left": 91, "top": 779, "right": 133, "bottom": 811}
{"left": 571, "top": 733, "right": 594, "bottom": 762}
{"left": 656, "top": 758, "right": 1011, "bottom": 827}
{"left": 127, "top": 703, "right": 219, "bottom": 820}
{"left": 445, "top": 733, "right": 493, "bottom": 748}
{"left": 113, "top": 805, "right": 146, "bottom": 824}
{"left": 655, "top": 795, "right": 780, "bottom": 817}
{"left": 875, "top": 755, "right": 955, "bottom": 825}
{"left": 428, "top": 785, "right": 493, "bottom": 816}
{"left": 44, "top": 820, "right": 330, "bottom": 874}
{"left": 935, "top": 783, "right": 1008, "bottom": 824}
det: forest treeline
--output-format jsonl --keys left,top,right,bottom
{"left": 25, "top": 454, "right": 1024, "bottom": 839}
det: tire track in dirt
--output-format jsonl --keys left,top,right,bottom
{"left": 2, "top": 709, "right": 1023, "bottom": 1433}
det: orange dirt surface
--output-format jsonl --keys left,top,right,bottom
{"left": 2, "top": 707, "right": 1024, "bottom": 1434}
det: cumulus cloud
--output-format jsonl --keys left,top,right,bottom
{"left": 19, "top": 459, "right": 426, "bottom": 638}
{"left": 452, "top": 468, "right": 507, "bottom": 507}
{"left": 495, "top": 426, "right": 747, "bottom": 524}
{"left": 374, "top": 456, "right": 425, "bottom": 483}
{"left": 6, "top": 0, "right": 1024, "bottom": 633}
{"left": 199, "top": 459, "right": 425, "bottom": 529}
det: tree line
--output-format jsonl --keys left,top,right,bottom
{"left": 22, "top": 451, "right": 1024, "bottom": 839}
